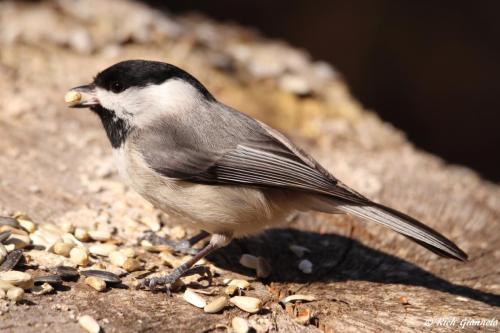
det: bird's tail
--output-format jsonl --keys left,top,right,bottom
{"left": 336, "top": 201, "right": 468, "bottom": 261}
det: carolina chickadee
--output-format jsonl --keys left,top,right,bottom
{"left": 66, "top": 60, "right": 467, "bottom": 290}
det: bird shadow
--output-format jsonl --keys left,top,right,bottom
{"left": 205, "top": 228, "right": 500, "bottom": 307}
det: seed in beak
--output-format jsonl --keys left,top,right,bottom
{"left": 64, "top": 91, "right": 82, "bottom": 104}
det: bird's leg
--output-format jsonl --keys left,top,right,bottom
{"left": 139, "top": 230, "right": 210, "bottom": 255}
{"left": 139, "top": 233, "right": 231, "bottom": 292}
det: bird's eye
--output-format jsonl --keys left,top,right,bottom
{"left": 110, "top": 81, "right": 124, "bottom": 93}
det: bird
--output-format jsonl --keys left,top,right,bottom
{"left": 65, "top": 59, "right": 467, "bottom": 290}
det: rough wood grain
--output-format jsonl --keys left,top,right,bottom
{"left": 0, "top": 1, "right": 498, "bottom": 332}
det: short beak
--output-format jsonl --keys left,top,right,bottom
{"left": 65, "top": 84, "right": 99, "bottom": 108}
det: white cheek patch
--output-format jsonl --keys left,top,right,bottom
{"left": 96, "top": 79, "right": 204, "bottom": 127}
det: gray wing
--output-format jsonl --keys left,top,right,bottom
{"left": 137, "top": 104, "right": 467, "bottom": 261}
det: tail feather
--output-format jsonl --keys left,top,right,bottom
{"left": 337, "top": 202, "right": 468, "bottom": 261}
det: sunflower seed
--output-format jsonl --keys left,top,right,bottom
{"left": 0, "top": 217, "right": 20, "bottom": 228}
{"left": 78, "top": 315, "right": 101, "bottom": 333}
{"left": 232, "top": 317, "right": 250, "bottom": 333}
{"left": 203, "top": 296, "right": 228, "bottom": 313}
{"left": 60, "top": 221, "right": 75, "bottom": 234}
{"left": 31, "top": 282, "right": 54, "bottom": 295}
{"left": 80, "top": 269, "right": 121, "bottom": 284}
{"left": 0, "top": 231, "right": 11, "bottom": 243}
{"left": 122, "top": 258, "right": 142, "bottom": 272}
{"left": 74, "top": 228, "right": 90, "bottom": 242}
{"left": 279, "top": 294, "right": 316, "bottom": 304}
{"left": 0, "top": 271, "right": 34, "bottom": 289}
{"left": 7, "top": 286, "right": 24, "bottom": 301}
{"left": 85, "top": 276, "right": 107, "bottom": 291}
{"left": 227, "top": 279, "right": 250, "bottom": 289}
{"left": 0, "top": 244, "right": 7, "bottom": 265}
{"left": 34, "top": 274, "right": 63, "bottom": 285}
{"left": 109, "top": 251, "right": 127, "bottom": 267}
{"left": 54, "top": 266, "right": 80, "bottom": 279}
{"left": 17, "top": 218, "right": 36, "bottom": 233}
{"left": 89, "top": 244, "right": 117, "bottom": 257}
{"left": 0, "top": 250, "right": 23, "bottom": 271}
{"left": 70, "top": 247, "right": 89, "bottom": 266}
{"left": 183, "top": 289, "right": 207, "bottom": 308}
{"left": 88, "top": 230, "right": 111, "bottom": 241}
{"left": 53, "top": 242, "right": 75, "bottom": 257}
{"left": 229, "top": 296, "right": 262, "bottom": 313}
{"left": 4, "top": 235, "right": 30, "bottom": 250}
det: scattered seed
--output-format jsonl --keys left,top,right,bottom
{"left": 34, "top": 274, "right": 63, "bottom": 286}
{"left": 53, "top": 242, "right": 75, "bottom": 257}
{"left": 232, "top": 317, "right": 250, "bottom": 333}
{"left": 89, "top": 244, "right": 117, "bottom": 257}
{"left": 7, "top": 286, "right": 24, "bottom": 301}
{"left": 70, "top": 247, "right": 89, "bottom": 266}
{"left": 280, "top": 294, "right": 316, "bottom": 304}
{"left": 31, "top": 282, "right": 54, "bottom": 295}
{"left": 109, "top": 251, "right": 127, "bottom": 267}
{"left": 227, "top": 279, "right": 250, "bottom": 289}
{"left": 0, "top": 271, "right": 34, "bottom": 289}
{"left": 78, "top": 315, "right": 101, "bottom": 333}
{"left": 0, "top": 231, "right": 11, "bottom": 243}
{"left": 229, "top": 296, "right": 262, "bottom": 313}
{"left": 61, "top": 233, "right": 84, "bottom": 247}
{"left": 0, "top": 250, "right": 23, "bottom": 272}
{"left": 60, "top": 222, "right": 75, "bottom": 234}
{"left": 80, "top": 269, "right": 121, "bottom": 284}
{"left": 4, "top": 235, "right": 30, "bottom": 250}
{"left": 0, "top": 244, "right": 7, "bottom": 265}
{"left": 122, "top": 258, "right": 142, "bottom": 272}
{"left": 17, "top": 218, "right": 36, "bottom": 233}
{"left": 55, "top": 266, "right": 80, "bottom": 280}
{"left": 289, "top": 245, "right": 310, "bottom": 258}
{"left": 0, "top": 217, "right": 20, "bottom": 228}
{"left": 298, "top": 259, "right": 313, "bottom": 274}
{"left": 399, "top": 296, "right": 410, "bottom": 305}
{"left": 256, "top": 257, "right": 271, "bottom": 278}
{"left": 239, "top": 254, "right": 258, "bottom": 269}
{"left": 74, "top": 228, "right": 90, "bottom": 242}
{"left": 88, "top": 230, "right": 111, "bottom": 242}
{"left": 224, "top": 285, "right": 238, "bottom": 296}
{"left": 204, "top": 296, "right": 228, "bottom": 313}
{"left": 183, "top": 289, "right": 207, "bottom": 308}
{"left": 85, "top": 276, "right": 107, "bottom": 291}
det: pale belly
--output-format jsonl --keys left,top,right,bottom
{"left": 112, "top": 147, "right": 296, "bottom": 237}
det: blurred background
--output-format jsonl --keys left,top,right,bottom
{"left": 148, "top": 0, "right": 500, "bottom": 181}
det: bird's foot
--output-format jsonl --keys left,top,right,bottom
{"left": 138, "top": 265, "right": 212, "bottom": 295}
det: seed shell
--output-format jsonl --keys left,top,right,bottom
{"left": 34, "top": 274, "right": 63, "bottom": 286}
{"left": 54, "top": 266, "right": 80, "bottom": 279}
{"left": 0, "top": 250, "right": 23, "bottom": 272}
{"left": 183, "top": 289, "right": 207, "bottom": 308}
{"left": 80, "top": 269, "right": 121, "bottom": 283}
